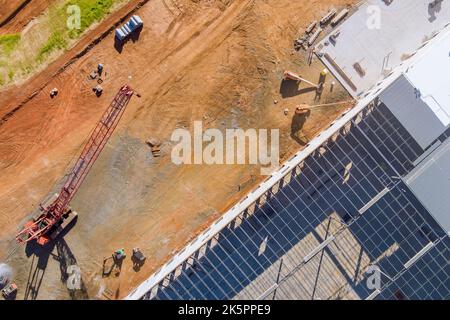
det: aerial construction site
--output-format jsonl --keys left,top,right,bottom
{"left": 0, "top": 0, "right": 449, "bottom": 302}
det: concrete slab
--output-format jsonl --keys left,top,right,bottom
{"left": 315, "top": 0, "right": 450, "bottom": 98}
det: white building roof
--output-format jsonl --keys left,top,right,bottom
{"left": 404, "top": 29, "right": 450, "bottom": 127}
{"left": 406, "top": 138, "right": 450, "bottom": 234}
{"left": 377, "top": 24, "right": 450, "bottom": 150}
{"left": 316, "top": 0, "right": 450, "bottom": 97}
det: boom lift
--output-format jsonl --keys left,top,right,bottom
{"left": 16, "top": 85, "right": 134, "bottom": 245}
{"left": 284, "top": 70, "right": 319, "bottom": 88}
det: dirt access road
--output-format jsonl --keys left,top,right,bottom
{"left": 0, "top": 0, "right": 58, "bottom": 33}
{"left": 0, "top": 0, "right": 356, "bottom": 299}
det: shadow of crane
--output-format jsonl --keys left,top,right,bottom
{"left": 23, "top": 216, "right": 88, "bottom": 299}
{"left": 54, "top": 238, "right": 89, "bottom": 300}
{"left": 23, "top": 253, "right": 46, "bottom": 300}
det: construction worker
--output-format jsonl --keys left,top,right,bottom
{"left": 113, "top": 248, "right": 126, "bottom": 261}
{"left": 97, "top": 63, "right": 104, "bottom": 76}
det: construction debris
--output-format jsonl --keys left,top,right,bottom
{"left": 308, "top": 27, "right": 322, "bottom": 46}
{"left": 305, "top": 21, "right": 317, "bottom": 34}
{"left": 1, "top": 282, "right": 17, "bottom": 299}
{"left": 146, "top": 138, "right": 162, "bottom": 157}
{"left": 329, "top": 29, "right": 341, "bottom": 45}
{"left": 293, "top": 38, "right": 305, "bottom": 51}
{"left": 132, "top": 248, "right": 146, "bottom": 263}
{"left": 50, "top": 88, "right": 59, "bottom": 98}
{"left": 331, "top": 8, "right": 349, "bottom": 26}
{"left": 295, "top": 7, "right": 345, "bottom": 51}
{"left": 320, "top": 9, "right": 337, "bottom": 26}
{"left": 89, "top": 64, "right": 104, "bottom": 82}
{"left": 93, "top": 85, "right": 103, "bottom": 96}
{"left": 353, "top": 62, "right": 366, "bottom": 77}
{"left": 146, "top": 138, "right": 161, "bottom": 147}
{"left": 151, "top": 146, "right": 161, "bottom": 157}
{"left": 89, "top": 71, "right": 98, "bottom": 80}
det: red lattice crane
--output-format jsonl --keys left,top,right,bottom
{"left": 16, "top": 85, "right": 134, "bottom": 245}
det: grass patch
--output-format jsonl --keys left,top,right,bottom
{"left": 0, "top": 0, "right": 124, "bottom": 88}
{"left": 36, "top": 32, "right": 68, "bottom": 63}
{"left": 67, "top": 0, "right": 116, "bottom": 38}
{"left": 0, "top": 34, "right": 21, "bottom": 55}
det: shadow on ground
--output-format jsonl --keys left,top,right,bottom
{"left": 290, "top": 109, "right": 311, "bottom": 146}
{"left": 279, "top": 79, "right": 317, "bottom": 98}
{"left": 114, "top": 25, "right": 143, "bottom": 53}
{"left": 23, "top": 217, "right": 89, "bottom": 300}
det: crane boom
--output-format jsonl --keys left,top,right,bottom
{"left": 16, "top": 85, "right": 134, "bottom": 245}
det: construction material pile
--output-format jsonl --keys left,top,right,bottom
{"left": 294, "top": 8, "right": 349, "bottom": 51}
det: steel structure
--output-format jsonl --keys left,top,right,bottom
{"left": 126, "top": 22, "right": 450, "bottom": 300}
{"left": 16, "top": 85, "right": 134, "bottom": 245}
{"left": 128, "top": 102, "right": 449, "bottom": 300}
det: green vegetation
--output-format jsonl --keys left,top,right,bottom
{"left": 67, "top": 0, "right": 116, "bottom": 38}
{"left": 0, "top": 0, "right": 124, "bottom": 87}
{"left": 0, "top": 34, "right": 21, "bottom": 55}
{"left": 37, "top": 0, "right": 120, "bottom": 59}
{"left": 36, "top": 32, "right": 68, "bottom": 63}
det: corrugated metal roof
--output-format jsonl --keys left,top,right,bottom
{"left": 380, "top": 75, "right": 447, "bottom": 149}
{"left": 406, "top": 137, "right": 450, "bottom": 233}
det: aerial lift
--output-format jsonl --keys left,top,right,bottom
{"left": 15, "top": 85, "right": 134, "bottom": 245}
{"left": 283, "top": 70, "right": 328, "bottom": 95}
{"left": 283, "top": 70, "right": 320, "bottom": 88}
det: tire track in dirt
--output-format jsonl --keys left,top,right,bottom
{"left": 0, "top": 0, "right": 31, "bottom": 29}
{"left": 130, "top": 0, "right": 254, "bottom": 123}
{"left": 0, "top": 0, "right": 153, "bottom": 127}
{"left": 0, "top": 0, "right": 252, "bottom": 236}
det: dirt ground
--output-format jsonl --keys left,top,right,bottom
{"left": 0, "top": 0, "right": 58, "bottom": 32}
{"left": 0, "top": 0, "right": 356, "bottom": 300}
